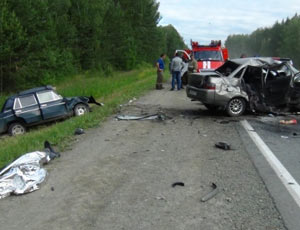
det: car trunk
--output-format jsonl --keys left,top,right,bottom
{"left": 188, "top": 72, "right": 220, "bottom": 89}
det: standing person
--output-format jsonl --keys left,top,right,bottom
{"left": 170, "top": 52, "right": 184, "bottom": 90}
{"left": 190, "top": 54, "right": 198, "bottom": 72}
{"left": 156, "top": 53, "right": 166, "bottom": 90}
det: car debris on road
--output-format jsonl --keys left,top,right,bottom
{"left": 116, "top": 112, "right": 168, "bottom": 121}
{"left": 0, "top": 141, "right": 60, "bottom": 199}
{"left": 74, "top": 128, "right": 85, "bottom": 135}
{"left": 279, "top": 119, "right": 297, "bottom": 125}
{"left": 215, "top": 142, "right": 231, "bottom": 150}
{"left": 200, "top": 183, "right": 219, "bottom": 202}
{"left": 172, "top": 182, "right": 185, "bottom": 187}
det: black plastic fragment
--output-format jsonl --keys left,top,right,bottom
{"left": 88, "top": 96, "right": 103, "bottom": 106}
{"left": 44, "top": 141, "right": 60, "bottom": 159}
{"left": 215, "top": 142, "right": 231, "bottom": 150}
{"left": 172, "top": 182, "right": 185, "bottom": 187}
{"left": 74, "top": 128, "right": 85, "bottom": 135}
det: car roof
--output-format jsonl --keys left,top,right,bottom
{"left": 7, "top": 85, "right": 54, "bottom": 100}
{"left": 18, "top": 85, "right": 54, "bottom": 96}
{"left": 228, "top": 57, "right": 277, "bottom": 66}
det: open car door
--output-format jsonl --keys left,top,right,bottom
{"left": 263, "top": 63, "right": 292, "bottom": 106}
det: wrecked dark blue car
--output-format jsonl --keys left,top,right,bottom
{"left": 0, "top": 86, "right": 99, "bottom": 136}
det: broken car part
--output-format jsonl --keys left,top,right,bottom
{"left": 116, "top": 112, "right": 167, "bottom": 121}
{"left": 0, "top": 141, "right": 59, "bottom": 199}
{"left": 172, "top": 182, "right": 185, "bottom": 187}
{"left": 200, "top": 183, "right": 219, "bottom": 202}
{"left": 215, "top": 142, "right": 231, "bottom": 150}
{"left": 88, "top": 96, "right": 104, "bottom": 106}
{"left": 279, "top": 119, "right": 297, "bottom": 125}
{"left": 74, "top": 128, "right": 85, "bottom": 135}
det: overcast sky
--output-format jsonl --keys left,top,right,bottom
{"left": 158, "top": 0, "right": 300, "bottom": 46}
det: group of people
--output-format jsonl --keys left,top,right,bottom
{"left": 155, "top": 52, "right": 197, "bottom": 90}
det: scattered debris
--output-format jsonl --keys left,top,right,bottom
{"left": 219, "top": 120, "right": 239, "bottom": 124}
{"left": 0, "top": 141, "right": 60, "bottom": 199}
{"left": 281, "top": 136, "right": 289, "bottom": 139}
{"left": 172, "top": 182, "right": 185, "bottom": 188}
{"left": 215, "top": 142, "right": 231, "bottom": 150}
{"left": 200, "top": 183, "right": 219, "bottom": 202}
{"left": 279, "top": 119, "right": 297, "bottom": 125}
{"left": 155, "top": 195, "right": 167, "bottom": 201}
{"left": 74, "top": 128, "right": 85, "bottom": 135}
{"left": 116, "top": 112, "right": 168, "bottom": 121}
{"left": 44, "top": 140, "right": 61, "bottom": 158}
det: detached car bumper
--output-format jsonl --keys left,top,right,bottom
{"left": 186, "top": 85, "right": 215, "bottom": 103}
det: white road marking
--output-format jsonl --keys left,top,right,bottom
{"left": 241, "top": 120, "right": 300, "bottom": 208}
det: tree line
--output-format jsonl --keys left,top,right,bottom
{"left": 0, "top": 0, "right": 186, "bottom": 93}
{"left": 225, "top": 14, "right": 300, "bottom": 68}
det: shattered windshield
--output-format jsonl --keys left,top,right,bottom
{"left": 194, "top": 50, "right": 222, "bottom": 61}
{"left": 215, "top": 61, "right": 240, "bottom": 76}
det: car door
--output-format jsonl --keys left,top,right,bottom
{"left": 36, "top": 90, "right": 68, "bottom": 120}
{"left": 264, "top": 64, "right": 291, "bottom": 106}
{"left": 14, "top": 94, "right": 42, "bottom": 123}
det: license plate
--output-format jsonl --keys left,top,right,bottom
{"left": 189, "top": 90, "right": 197, "bottom": 96}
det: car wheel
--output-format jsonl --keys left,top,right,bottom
{"left": 74, "top": 103, "right": 89, "bottom": 116}
{"left": 8, "top": 122, "right": 26, "bottom": 136}
{"left": 203, "top": 103, "right": 220, "bottom": 111}
{"left": 226, "top": 98, "right": 246, "bottom": 117}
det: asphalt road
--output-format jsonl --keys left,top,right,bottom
{"left": 0, "top": 81, "right": 295, "bottom": 230}
{"left": 238, "top": 115, "right": 300, "bottom": 230}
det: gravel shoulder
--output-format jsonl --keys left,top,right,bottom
{"left": 0, "top": 82, "right": 286, "bottom": 230}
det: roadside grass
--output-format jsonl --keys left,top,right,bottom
{"left": 0, "top": 67, "right": 159, "bottom": 168}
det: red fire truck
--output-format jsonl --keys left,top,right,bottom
{"left": 177, "top": 40, "right": 229, "bottom": 84}
{"left": 188, "top": 40, "right": 228, "bottom": 70}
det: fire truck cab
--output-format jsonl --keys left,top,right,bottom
{"left": 189, "top": 40, "right": 228, "bottom": 71}
{"left": 176, "top": 40, "right": 229, "bottom": 84}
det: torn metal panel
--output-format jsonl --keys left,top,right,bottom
{"left": 116, "top": 113, "right": 167, "bottom": 121}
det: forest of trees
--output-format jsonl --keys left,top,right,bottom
{"left": 0, "top": 0, "right": 186, "bottom": 93}
{"left": 225, "top": 14, "right": 300, "bottom": 68}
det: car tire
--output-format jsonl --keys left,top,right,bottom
{"left": 203, "top": 103, "right": 220, "bottom": 111}
{"left": 226, "top": 98, "right": 246, "bottom": 117}
{"left": 74, "top": 103, "right": 89, "bottom": 116}
{"left": 8, "top": 122, "right": 26, "bottom": 136}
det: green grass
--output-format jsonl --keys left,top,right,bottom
{"left": 0, "top": 66, "right": 159, "bottom": 168}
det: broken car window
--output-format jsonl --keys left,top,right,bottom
{"left": 216, "top": 61, "right": 240, "bottom": 76}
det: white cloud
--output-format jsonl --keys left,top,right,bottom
{"left": 157, "top": 0, "right": 300, "bottom": 45}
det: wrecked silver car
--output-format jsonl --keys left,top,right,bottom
{"left": 186, "top": 57, "right": 300, "bottom": 116}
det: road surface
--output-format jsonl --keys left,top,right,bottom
{"left": 1, "top": 81, "right": 297, "bottom": 230}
